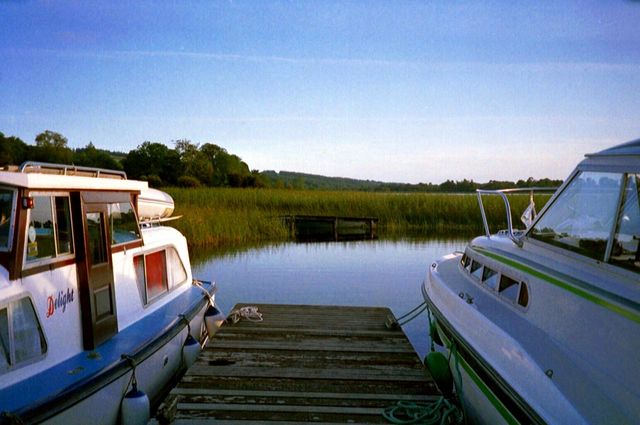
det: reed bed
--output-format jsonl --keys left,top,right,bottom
{"left": 166, "top": 188, "right": 550, "bottom": 249}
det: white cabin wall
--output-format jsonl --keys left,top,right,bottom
{"left": 1, "top": 264, "right": 83, "bottom": 388}
{"left": 111, "top": 248, "right": 145, "bottom": 331}
{"left": 113, "top": 226, "right": 193, "bottom": 331}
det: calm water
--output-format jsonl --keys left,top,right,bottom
{"left": 193, "top": 238, "right": 467, "bottom": 359}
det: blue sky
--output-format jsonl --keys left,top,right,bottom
{"left": 1, "top": 1, "right": 639, "bottom": 184}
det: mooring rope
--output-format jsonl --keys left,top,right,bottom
{"left": 227, "top": 306, "right": 263, "bottom": 323}
{"left": 386, "top": 300, "right": 428, "bottom": 328}
{"left": 382, "top": 397, "right": 463, "bottom": 425}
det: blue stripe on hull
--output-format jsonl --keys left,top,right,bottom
{"left": 0, "top": 281, "right": 214, "bottom": 423}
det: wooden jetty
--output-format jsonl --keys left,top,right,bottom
{"left": 283, "top": 215, "right": 378, "bottom": 241}
{"left": 157, "top": 303, "right": 440, "bottom": 424}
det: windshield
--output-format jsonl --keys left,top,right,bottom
{"left": 610, "top": 174, "right": 640, "bottom": 272}
{"left": 0, "top": 188, "right": 16, "bottom": 250}
{"left": 529, "top": 171, "right": 622, "bottom": 261}
{"left": 530, "top": 171, "right": 640, "bottom": 273}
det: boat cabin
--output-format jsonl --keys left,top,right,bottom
{"left": 0, "top": 162, "right": 189, "bottom": 379}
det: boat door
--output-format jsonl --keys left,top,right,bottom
{"left": 75, "top": 197, "right": 118, "bottom": 349}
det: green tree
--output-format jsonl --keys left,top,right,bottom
{"left": 200, "top": 143, "right": 231, "bottom": 186}
{"left": 0, "top": 132, "right": 29, "bottom": 166}
{"left": 73, "top": 142, "right": 122, "bottom": 170}
{"left": 175, "top": 139, "right": 214, "bottom": 186}
{"left": 33, "top": 130, "right": 73, "bottom": 164}
{"left": 122, "top": 142, "right": 182, "bottom": 186}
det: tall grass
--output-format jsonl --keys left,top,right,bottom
{"left": 166, "top": 188, "right": 551, "bottom": 249}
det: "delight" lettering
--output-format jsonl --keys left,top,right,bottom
{"left": 46, "top": 288, "right": 75, "bottom": 318}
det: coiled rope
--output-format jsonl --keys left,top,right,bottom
{"left": 227, "top": 306, "right": 263, "bottom": 324}
{"left": 382, "top": 397, "right": 463, "bottom": 425}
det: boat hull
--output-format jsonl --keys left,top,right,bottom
{"left": 422, "top": 253, "right": 587, "bottom": 425}
{"left": 427, "top": 303, "right": 532, "bottom": 425}
{"left": 1, "top": 282, "right": 215, "bottom": 424}
{"left": 45, "top": 306, "right": 205, "bottom": 425}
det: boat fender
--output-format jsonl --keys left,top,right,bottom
{"left": 204, "top": 304, "right": 225, "bottom": 337}
{"left": 429, "top": 320, "right": 443, "bottom": 346}
{"left": 183, "top": 334, "right": 200, "bottom": 367}
{"left": 425, "top": 352, "right": 454, "bottom": 398}
{"left": 120, "top": 381, "right": 150, "bottom": 425}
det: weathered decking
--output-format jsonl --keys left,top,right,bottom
{"left": 159, "top": 303, "right": 439, "bottom": 424}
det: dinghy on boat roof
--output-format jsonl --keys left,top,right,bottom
{"left": 0, "top": 162, "right": 221, "bottom": 424}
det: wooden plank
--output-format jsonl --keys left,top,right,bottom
{"left": 186, "top": 365, "right": 428, "bottom": 381}
{"left": 197, "top": 349, "right": 423, "bottom": 367}
{"left": 159, "top": 303, "right": 440, "bottom": 424}
{"left": 171, "top": 388, "right": 440, "bottom": 402}
{"left": 215, "top": 325, "right": 402, "bottom": 337}
{"left": 177, "top": 403, "right": 383, "bottom": 415}
{"left": 177, "top": 375, "right": 438, "bottom": 395}
{"left": 196, "top": 339, "right": 415, "bottom": 353}
{"left": 174, "top": 421, "right": 375, "bottom": 425}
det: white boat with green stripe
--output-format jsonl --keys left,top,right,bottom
{"left": 423, "top": 139, "right": 640, "bottom": 424}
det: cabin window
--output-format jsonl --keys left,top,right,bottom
{"left": 109, "top": 202, "right": 141, "bottom": 245}
{"left": 0, "top": 308, "right": 8, "bottom": 369}
{"left": 0, "top": 297, "right": 47, "bottom": 372}
{"left": 134, "top": 247, "right": 187, "bottom": 305}
{"left": 499, "top": 275, "right": 520, "bottom": 303}
{"left": 470, "top": 260, "right": 483, "bottom": 279}
{"left": 167, "top": 247, "right": 188, "bottom": 286}
{"left": 610, "top": 174, "right": 640, "bottom": 273}
{"left": 25, "top": 195, "right": 73, "bottom": 264}
{"left": 0, "top": 188, "right": 16, "bottom": 251}
{"left": 518, "top": 283, "right": 529, "bottom": 307}
{"left": 461, "top": 254, "right": 471, "bottom": 270}
{"left": 482, "top": 267, "right": 499, "bottom": 290}
{"left": 530, "top": 171, "right": 622, "bottom": 261}
{"left": 55, "top": 197, "right": 73, "bottom": 255}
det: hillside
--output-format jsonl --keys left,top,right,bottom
{"left": 261, "top": 170, "right": 562, "bottom": 192}
{"left": 261, "top": 170, "right": 387, "bottom": 190}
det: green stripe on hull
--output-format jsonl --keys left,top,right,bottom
{"left": 438, "top": 326, "right": 520, "bottom": 425}
{"left": 471, "top": 246, "right": 640, "bottom": 324}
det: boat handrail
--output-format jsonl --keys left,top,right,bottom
{"left": 476, "top": 187, "right": 557, "bottom": 247}
{"left": 18, "top": 161, "right": 127, "bottom": 180}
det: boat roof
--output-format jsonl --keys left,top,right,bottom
{"left": 587, "top": 138, "right": 640, "bottom": 157}
{"left": 580, "top": 138, "right": 640, "bottom": 172}
{"left": 0, "top": 163, "right": 148, "bottom": 192}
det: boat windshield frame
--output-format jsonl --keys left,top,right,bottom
{"left": 0, "top": 186, "right": 17, "bottom": 252}
{"left": 476, "top": 187, "right": 558, "bottom": 247}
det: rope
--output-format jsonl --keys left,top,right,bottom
{"left": 382, "top": 398, "right": 463, "bottom": 425}
{"left": 120, "top": 354, "right": 140, "bottom": 399}
{"left": 427, "top": 308, "right": 435, "bottom": 352}
{"left": 387, "top": 301, "right": 428, "bottom": 328}
{"left": 192, "top": 279, "right": 215, "bottom": 305}
{"left": 449, "top": 342, "right": 468, "bottom": 424}
{"left": 227, "top": 306, "right": 263, "bottom": 324}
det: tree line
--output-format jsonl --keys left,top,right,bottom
{"left": 0, "top": 130, "right": 267, "bottom": 188}
{"left": 1, "top": 130, "right": 563, "bottom": 191}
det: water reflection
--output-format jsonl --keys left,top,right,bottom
{"left": 193, "top": 238, "right": 467, "bottom": 359}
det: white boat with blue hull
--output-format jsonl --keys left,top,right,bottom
{"left": 0, "top": 162, "right": 223, "bottom": 424}
{"left": 423, "top": 140, "right": 640, "bottom": 424}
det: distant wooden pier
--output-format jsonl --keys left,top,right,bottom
{"left": 157, "top": 303, "right": 439, "bottom": 424}
{"left": 283, "top": 215, "right": 378, "bottom": 241}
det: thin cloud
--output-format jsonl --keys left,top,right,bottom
{"left": 3, "top": 47, "right": 639, "bottom": 73}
